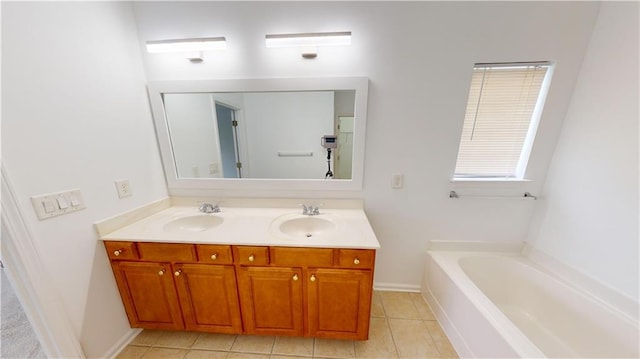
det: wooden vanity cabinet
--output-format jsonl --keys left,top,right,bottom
{"left": 111, "top": 260, "right": 184, "bottom": 330}
{"left": 236, "top": 266, "right": 304, "bottom": 336}
{"left": 236, "top": 246, "right": 375, "bottom": 340}
{"left": 105, "top": 241, "right": 375, "bottom": 340}
{"left": 173, "top": 263, "right": 242, "bottom": 333}
{"left": 105, "top": 241, "right": 242, "bottom": 334}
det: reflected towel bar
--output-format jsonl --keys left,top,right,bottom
{"left": 277, "top": 151, "right": 313, "bottom": 157}
{"left": 449, "top": 190, "right": 538, "bottom": 200}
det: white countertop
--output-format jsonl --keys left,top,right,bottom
{"left": 101, "top": 205, "right": 380, "bottom": 249}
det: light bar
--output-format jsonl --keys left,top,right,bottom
{"left": 145, "top": 37, "right": 227, "bottom": 53}
{"left": 265, "top": 32, "right": 351, "bottom": 48}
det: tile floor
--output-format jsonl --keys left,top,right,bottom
{"left": 116, "top": 291, "right": 459, "bottom": 359}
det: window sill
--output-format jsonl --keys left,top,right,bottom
{"left": 450, "top": 178, "right": 532, "bottom": 183}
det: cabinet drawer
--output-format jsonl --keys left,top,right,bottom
{"left": 196, "top": 244, "right": 233, "bottom": 264}
{"left": 338, "top": 249, "right": 375, "bottom": 268}
{"left": 270, "top": 247, "right": 333, "bottom": 267}
{"left": 234, "top": 246, "right": 269, "bottom": 265}
{"left": 137, "top": 242, "right": 196, "bottom": 262}
{"left": 104, "top": 241, "right": 138, "bottom": 260}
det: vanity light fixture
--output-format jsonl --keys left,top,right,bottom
{"left": 265, "top": 31, "right": 351, "bottom": 59}
{"left": 145, "top": 37, "right": 227, "bottom": 63}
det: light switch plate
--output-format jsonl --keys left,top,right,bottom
{"left": 392, "top": 173, "right": 404, "bottom": 189}
{"left": 31, "top": 189, "right": 86, "bottom": 220}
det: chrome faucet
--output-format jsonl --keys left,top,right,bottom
{"left": 300, "top": 204, "right": 320, "bottom": 216}
{"left": 199, "top": 202, "right": 220, "bottom": 213}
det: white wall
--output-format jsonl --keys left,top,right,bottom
{"left": 2, "top": 2, "right": 167, "bottom": 357}
{"left": 526, "top": 2, "right": 639, "bottom": 301}
{"left": 133, "top": 2, "right": 600, "bottom": 289}
{"left": 164, "top": 93, "right": 222, "bottom": 178}
{"left": 243, "top": 91, "right": 334, "bottom": 179}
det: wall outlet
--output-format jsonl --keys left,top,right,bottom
{"left": 209, "top": 163, "right": 218, "bottom": 174}
{"left": 115, "top": 179, "right": 132, "bottom": 198}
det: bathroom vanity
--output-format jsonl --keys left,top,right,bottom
{"left": 98, "top": 199, "right": 379, "bottom": 340}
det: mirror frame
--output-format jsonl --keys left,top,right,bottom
{"left": 147, "top": 77, "right": 369, "bottom": 192}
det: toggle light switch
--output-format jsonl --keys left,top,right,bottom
{"left": 392, "top": 173, "right": 404, "bottom": 189}
{"left": 56, "top": 196, "right": 69, "bottom": 209}
{"left": 42, "top": 199, "right": 56, "bottom": 213}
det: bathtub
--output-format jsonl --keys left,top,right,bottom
{"left": 422, "top": 250, "right": 639, "bottom": 358}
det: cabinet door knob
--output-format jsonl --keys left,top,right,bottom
{"left": 248, "top": 254, "right": 255, "bottom": 262}
{"left": 158, "top": 268, "right": 166, "bottom": 276}
{"left": 353, "top": 257, "right": 360, "bottom": 265}
{"left": 292, "top": 273, "right": 299, "bottom": 281}
{"left": 113, "top": 249, "right": 124, "bottom": 256}
{"left": 310, "top": 274, "right": 316, "bottom": 282}
{"left": 211, "top": 253, "right": 218, "bottom": 261}
{"left": 174, "top": 269, "right": 182, "bottom": 277}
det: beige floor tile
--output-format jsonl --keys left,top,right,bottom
{"left": 314, "top": 338, "right": 355, "bottom": 358}
{"left": 184, "top": 350, "right": 228, "bottom": 359}
{"left": 270, "top": 356, "right": 309, "bottom": 359}
{"left": 116, "top": 345, "right": 149, "bottom": 359}
{"left": 227, "top": 352, "right": 270, "bottom": 359}
{"left": 155, "top": 331, "right": 200, "bottom": 349}
{"left": 271, "top": 336, "right": 314, "bottom": 357}
{"left": 131, "top": 330, "right": 164, "bottom": 346}
{"left": 410, "top": 293, "right": 436, "bottom": 321}
{"left": 370, "top": 291, "right": 385, "bottom": 318}
{"left": 354, "top": 317, "right": 398, "bottom": 359}
{"left": 230, "top": 335, "right": 275, "bottom": 354}
{"left": 141, "top": 347, "right": 189, "bottom": 359}
{"left": 379, "top": 292, "right": 421, "bottom": 320}
{"left": 425, "top": 321, "right": 459, "bottom": 358}
{"left": 388, "top": 319, "right": 440, "bottom": 358}
{"left": 192, "top": 333, "right": 237, "bottom": 351}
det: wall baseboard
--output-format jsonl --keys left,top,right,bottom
{"left": 102, "top": 328, "right": 142, "bottom": 359}
{"left": 373, "top": 282, "right": 421, "bottom": 292}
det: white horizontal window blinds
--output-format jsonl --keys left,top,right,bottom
{"left": 454, "top": 63, "right": 550, "bottom": 178}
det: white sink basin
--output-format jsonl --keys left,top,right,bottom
{"left": 163, "top": 215, "right": 224, "bottom": 232}
{"left": 275, "top": 215, "right": 337, "bottom": 238}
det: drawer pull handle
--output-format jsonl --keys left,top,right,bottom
{"left": 158, "top": 268, "right": 166, "bottom": 276}
{"left": 174, "top": 269, "right": 182, "bottom": 277}
{"left": 113, "top": 249, "right": 124, "bottom": 256}
{"left": 292, "top": 273, "right": 299, "bottom": 281}
{"left": 353, "top": 257, "right": 360, "bottom": 265}
{"left": 310, "top": 274, "right": 316, "bottom": 282}
{"left": 211, "top": 253, "right": 218, "bottom": 261}
{"left": 248, "top": 254, "right": 255, "bottom": 262}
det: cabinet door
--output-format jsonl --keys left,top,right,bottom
{"left": 173, "top": 263, "right": 242, "bottom": 334}
{"left": 307, "top": 268, "right": 373, "bottom": 340}
{"left": 237, "top": 266, "right": 303, "bottom": 336}
{"left": 112, "top": 261, "right": 184, "bottom": 330}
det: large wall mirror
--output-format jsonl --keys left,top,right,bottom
{"left": 148, "top": 77, "right": 369, "bottom": 192}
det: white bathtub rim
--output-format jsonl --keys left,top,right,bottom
{"left": 428, "top": 251, "right": 546, "bottom": 358}
{"left": 523, "top": 243, "right": 639, "bottom": 322}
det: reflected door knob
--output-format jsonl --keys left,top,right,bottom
{"left": 158, "top": 269, "right": 166, "bottom": 276}
{"left": 310, "top": 274, "right": 316, "bottom": 282}
{"left": 113, "top": 249, "right": 124, "bottom": 256}
{"left": 248, "top": 254, "right": 255, "bottom": 262}
{"left": 211, "top": 253, "right": 218, "bottom": 261}
{"left": 353, "top": 258, "right": 360, "bottom": 265}
{"left": 174, "top": 269, "right": 182, "bottom": 277}
{"left": 292, "top": 273, "right": 299, "bottom": 281}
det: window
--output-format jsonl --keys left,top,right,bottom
{"left": 454, "top": 62, "right": 553, "bottom": 179}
